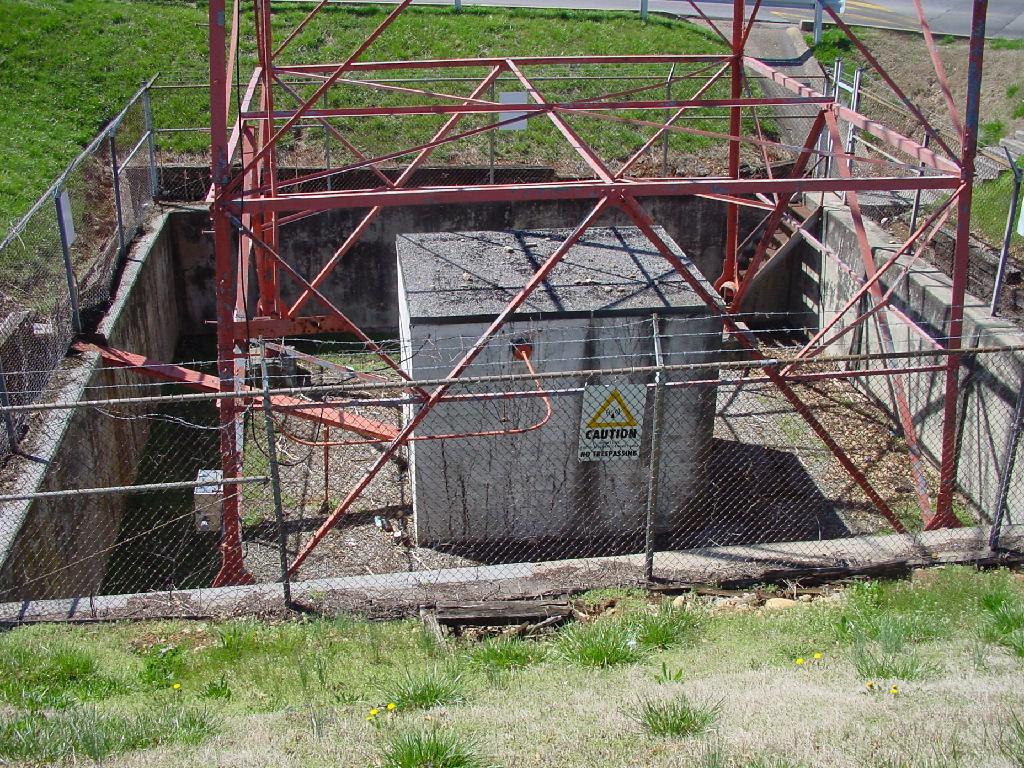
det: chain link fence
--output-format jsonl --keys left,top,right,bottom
{"left": 824, "top": 60, "right": 1024, "bottom": 315}
{"left": 0, "top": 80, "right": 159, "bottom": 458}
{"left": 1, "top": 336, "right": 1020, "bottom": 620}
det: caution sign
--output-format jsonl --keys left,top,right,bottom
{"left": 578, "top": 384, "right": 647, "bottom": 462}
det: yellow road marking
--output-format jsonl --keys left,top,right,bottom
{"left": 847, "top": 0, "right": 892, "bottom": 11}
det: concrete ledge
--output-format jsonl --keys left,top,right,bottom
{"left": 2, "top": 524, "right": 1018, "bottom": 622}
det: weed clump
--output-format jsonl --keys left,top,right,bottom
{"left": 628, "top": 694, "right": 720, "bottom": 738}
{"left": 468, "top": 636, "right": 544, "bottom": 671}
{"left": 383, "top": 668, "right": 465, "bottom": 711}
{"left": 556, "top": 620, "right": 642, "bottom": 668}
{"left": 380, "top": 727, "right": 487, "bottom": 768}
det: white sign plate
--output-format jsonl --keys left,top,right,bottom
{"left": 577, "top": 384, "right": 647, "bottom": 462}
{"left": 1018, "top": 195, "right": 1024, "bottom": 238}
{"left": 499, "top": 91, "right": 529, "bottom": 131}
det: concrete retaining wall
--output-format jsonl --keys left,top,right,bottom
{"left": 808, "top": 195, "right": 1023, "bottom": 525}
{"left": 170, "top": 196, "right": 773, "bottom": 335}
{"left": 0, "top": 214, "right": 182, "bottom": 601}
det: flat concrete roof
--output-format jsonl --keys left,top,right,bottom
{"left": 397, "top": 226, "right": 714, "bottom": 323}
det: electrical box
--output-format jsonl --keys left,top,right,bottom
{"left": 194, "top": 469, "right": 224, "bottom": 533}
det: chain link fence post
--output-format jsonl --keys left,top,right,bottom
{"left": 662, "top": 65, "right": 675, "bottom": 177}
{"left": 0, "top": 358, "right": 17, "bottom": 453}
{"left": 991, "top": 150, "right": 1022, "bottom": 317}
{"left": 259, "top": 339, "right": 292, "bottom": 608}
{"left": 142, "top": 80, "right": 159, "bottom": 199}
{"left": 107, "top": 133, "right": 126, "bottom": 262}
{"left": 54, "top": 187, "right": 82, "bottom": 334}
{"left": 644, "top": 315, "right": 665, "bottom": 582}
{"left": 990, "top": 367, "right": 1024, "bottom": 552}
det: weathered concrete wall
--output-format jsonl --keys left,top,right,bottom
{"left": 807, "top": 195, "right": 1023, "bottom": 525}
{"left": 0, "top": 214, "right": 182, "bottom": 601}
{"left": 170, "top": 196, "right": 766, "bottom": 335}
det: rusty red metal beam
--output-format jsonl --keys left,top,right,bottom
{"left": 76, "top": 342, "right": 399, "bottom": 441}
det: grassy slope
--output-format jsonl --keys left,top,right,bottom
{"left": 0, "top": 1, "right": 727, "bottom": 228}
{"left": 1, "top": 567, "right": 1023, "bottom": 767}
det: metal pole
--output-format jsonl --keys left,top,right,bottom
{"left": 107, "top": 133, "right": 126, "bottom": 261}
{"left": 825, "top": 59, "right": 842, "bottom": 181}
{"left": 489, "top": 81, "right": 496, "bottom": 185}
{"left": 814, "top": 1, "right": 824, "bottom": 45}
{"left": 323, "top": 92, "right": 332, "bottom": 191}
{"left": 454, "top": 0, "right": 461, "bottom": 9}
{"left": 641, "top": 0, "right": 649, "bottom": 21}
{"left": 909, "top": 133, "right": 931, "bottom": 234}
{"left": 259, "top": 339, "right": 292, "bottom": 607}
{"left": 643, "top": 314, "right": 665, "bottom": 582}
{"left": 142, "top": 82, "right": 159, "bottom": 199}
{"left": 991, "top": 149, "right": 1022, "bottom": 316}
{"left": 54, "top": 189, "right": 82, "bottom": 334}
{"left": 989, "top": 366, "right": 1024, "bottom": 551}
{"left": 0, "top": 358, "right": 17, "bottom": 453}
{"left": 662, "top": 64, "right": 675, "bottom": 176}
{"left": 845, "top": 67, "right": 863, "bottom": 156}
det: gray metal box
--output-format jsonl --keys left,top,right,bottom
{"left": 397, "top": 227, "right": 721, "bottom": 550}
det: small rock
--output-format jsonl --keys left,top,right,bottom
{"left": 671, "top": 595, "right": 688, "bottom": 609}
{"left": 764, "top": 597, "right": 799, "bottom": 610}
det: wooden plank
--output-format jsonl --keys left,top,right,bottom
{"left": 434, "top": 599, "right": 571, "bottom": 626}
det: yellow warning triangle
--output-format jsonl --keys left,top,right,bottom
{"left": 587, "top": 389, "right": 638, "bottom": 429}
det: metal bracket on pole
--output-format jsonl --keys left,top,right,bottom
{"left": 991, "top": 148, "right": 1022, "bottom": 317}
{"left": 141, "top": 82, "right": 159, "bottom": 199}
{"left": 108, "top": 133, "right": 126, "bottom": 262}
{"left": 54, "top": 188, "right": 82, "bottom": 334}
{"left": 643, "top": 314, "right": 666, "bottom": 582}
{"left": 990, "top": 365, "right": 1024, "bottom": 552}
{"left": 259, "top": 338, "right": 293, "bottom": 607}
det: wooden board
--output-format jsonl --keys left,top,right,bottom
{"left": 434, "top": 599, "right": 571, "bottom": 626}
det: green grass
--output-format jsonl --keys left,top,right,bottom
{"left": 0, "top": 568, "right": 1021, "bottom": 766}
{"left": 805, "top": 27, "right": 863, "bottom": 69}
{"left": 380, "top": 728, "right": 488, "bottom": 768}
{"left": 628, "top": 694, "right": 721, "bottom": 738}
{"left": 0, "top": 1, "right": 728, "bottom": 227}
{"left": 556, "top": 619, "right": 645, "bottom": 667}
{"left": 969, "top": 171, "right": 1024, "bottom": 254}
{"left": 981, "top": 120, "right": 1007, "bottom": 146}
{"left": 468, "top": 636, "right": 545, "bottom": 672}
{"left": 0, "top": 703, "right": 215, "bottom": 763}
{"left": 991, "top": 38, "right": 1024, "bottom": 51}
{"left": 1000, "top": 710, "right": 1024, "bottom": 768}
{"left": 626, "top": 602, "right": 702, "bottom": 650}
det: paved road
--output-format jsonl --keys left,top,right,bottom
{"left": 329, "top": 1, "right": 1024, "bottom": 38}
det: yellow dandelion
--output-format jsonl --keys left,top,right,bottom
{"left": 866, "top": 681, "right": 876, "bottom": 691}
{"left": 889, "top": 685, "right": 899, "bottom": 696}
{"left": 366, "top": 715, "right": 374, "bottom": 722}
{"left": 369, "top": 708, "right": 380, "bottom": 716}
{"left": 172, "top": 682, "right": 182, "bottom": 690}
{"left": 795, "top": 657, "right": 805, "bottom": 666}
{"left": 387, "top": 703, "right": 397, "bottom": 711}
{"left": 813, "top": 652, "right": 823, "bottom": 660}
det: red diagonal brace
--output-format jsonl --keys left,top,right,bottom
{"left": 76, "top": 343, "right": 398, "bottom": 441}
